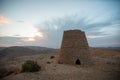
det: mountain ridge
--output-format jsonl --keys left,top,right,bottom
{"left": 0, "top": 46, "right": 57, "bottom": 59}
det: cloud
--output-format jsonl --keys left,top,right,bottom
{"left": 0, "top": 36, "right": 44, "bottom": 47}
{"left": 37, "top": 15, "right": 86, "bottom": 31}
{"left": 38, "top": 14, "right": 119, "bottom": 36}
{"left": 0, "top": 20, "right": 47, "bottom": 47}
{"left": 17, "top": 20, "right": 25, "bottom": 23}
{"left": 0, "top": 11, "right": 120, "bottom": 47}
{"left": 86, "top": 34, "right": 104, "bottom": 39}
{"left": 0, "top": 36, "right": 24, "bottom": 44}
{"left": 97, "top": 41, "right": 120, "bottom": 47}
{"left": 0, "top": 15, "right": 11, "bottom": 25}
{"left": 0, "top": 43, "right": 19, "bottom": 47}
{"left": 36, "top": 13, "right": 120, "bottom": 47}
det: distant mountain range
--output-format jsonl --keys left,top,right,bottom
{"left": 0, "top": 47, "right": 6, "bottom": 51}
{"left": 0, "top": 46, "right": 57, "bottom": 59}
{"left": 0, "top": 46, "right": 119, "bottom": 60}
{"left": 93, "top": 47, "right": 120, "bottom": 50}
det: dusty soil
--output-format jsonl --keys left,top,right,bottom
{"left": 0, "top": 48, "right": 120, "bottom": 80}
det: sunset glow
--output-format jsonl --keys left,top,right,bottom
{"left": 28, "top": 38, "right": 35, "bottom": 41}
{"left": 22, "top": 24, "right": 44, "bottom": 41}
{"left": 19, "top": 23, "right": 43, "bottom": 38}
{"left": 0, "top": 0, "right": 120, "bottom": 48}
{"left": 0, "top": 16, "right": 10, "bottom": 25}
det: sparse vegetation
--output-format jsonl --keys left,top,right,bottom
{"left": 50, "top": 56, "right": 55, "bottom": 59}
{"left": 21, "top": 60, "right": 41, "bottom": 72}
{"left": 47, "top": 61, "right": 51, "bottom": 64}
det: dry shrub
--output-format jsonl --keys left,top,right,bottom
{"left": 50, "top": 56, "right": 55, "bottom": 59}
{"left": 21, "top": 60, "right": 41, "bottom": 72}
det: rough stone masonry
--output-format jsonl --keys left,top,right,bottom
{"left": 58, "top": 30, "right": 91, "bottom": 65}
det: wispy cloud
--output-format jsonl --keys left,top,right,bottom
{"left": 86, "top": 34, "right": 104, "bottom": 39}
{"left": 38, "top": 13, "right": 120, "bottom": 36}
{"left": 36, "top": 12, "right": 120, "bottom": 47}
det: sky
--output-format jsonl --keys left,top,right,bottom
{"left": 0, "top": 0, "right": 120, "bottom": 48}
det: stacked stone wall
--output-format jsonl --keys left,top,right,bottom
{"left": 58, "top": 30, "right": 91, "bottom": 65}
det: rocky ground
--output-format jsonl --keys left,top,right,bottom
{"left": 0, "top": 48, "right": 120, "bottom": 80}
